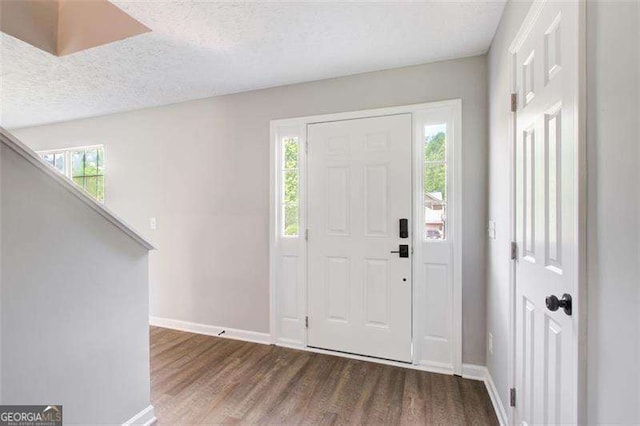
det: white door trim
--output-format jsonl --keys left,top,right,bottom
{"left": 270, "top": 99, "right": 463, "bottom": 375}
{"left": 507, "top": 0, "right": 587, "bottom": 423}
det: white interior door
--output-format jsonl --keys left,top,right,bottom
{"left": 307, "top": 114, "right": 412, "bottom": 362}
{"left": 513, "top": 1, "right": 579, "bottom": 424}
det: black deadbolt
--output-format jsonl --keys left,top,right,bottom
{"left": 545, "top": 293, "right": 572, "bottom": 316}
{"left": 391, "top": 245, "right": 409, "bottom": 258}
{"left": 399, "top": 219, "right": 409, "bottom": 238}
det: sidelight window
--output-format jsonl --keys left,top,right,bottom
{"left": 281, "top": 137, "right": 299, "bottom": 236}
{"left": 424, "top": 124, "right": 447, "bottom": 240}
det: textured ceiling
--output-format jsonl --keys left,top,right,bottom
{"left": 0, "top": 1, "right": 506, "bottom": 129}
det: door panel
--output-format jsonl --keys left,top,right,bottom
{"left": 364, "top": 258, "right": 389, "bottom": 327}
{"left": 326, "top": 167, "right": 349, "bottom": 234}
{"left": 307, "top": 114, "right": 412, "bottom": 362}
{"left": 364, "top": 164, "right": 388, "bottom": 236}
{"left": 514, "top": 1, "right": 578, "bottom": 424}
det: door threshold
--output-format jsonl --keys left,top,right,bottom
{"left": 307, "top": 345, "right": 412, "bottom": 365}
{"left": 299, "top": 344, "right": 457, "bottom": 377}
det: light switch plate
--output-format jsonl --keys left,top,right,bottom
{"left": 150, "top": 217, "right": 157, "bottom": 230}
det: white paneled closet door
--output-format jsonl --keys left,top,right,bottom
{"left": 513, "top": 1, "right": 579, "bottom": 423}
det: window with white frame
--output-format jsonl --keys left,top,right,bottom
{"left": 281, "top": 137, "right": 299, "bottom": 236}
{"left": 39, "top": 146, "right": 105, "bottom": 203}
{"left": 424, "top": 124, "right": 447, "bottom": 240}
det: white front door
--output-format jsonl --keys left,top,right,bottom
{"left": 513, "top": 1, "right": 579, "bottom": 424}
{"left": 307, "top": 114, "right": 412, "bottom": 362}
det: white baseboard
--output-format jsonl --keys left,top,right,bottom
{"left": 275, "top": 337, "right": 304, "bottom": 349}
{"left": 417, "top": 360, "right": 455, "bottom": 376}
{"left": 150, "top": 316, "right": 271, "bottom": 345}
{"left": 462, "top": 364, "right": 508, "bottom": 426}
{"left": 123, "top": 405, "right": 156, "bottom": 426}
{"left": 483, "top": 368, "right": 508, "bottom": 426}
{"left": 461, "top": 363, "right": 487, "bottom": 381}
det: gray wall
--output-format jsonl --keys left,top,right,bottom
{"left": 13, "top": 56, "right": 489, "bottom": 365}
{"left": 586, "top": 1, "right": 640, "bottom": 423}
{"left": 485, "top": 0, "right": 532, "bottom": 417}
{"left": 0, "top": 137, "right": 2, "bottom": 404}
{"left": 0, "top": 144, "right": 151, "bottom": 423}
{"left": 487, "top": 0, "right": 640, "bottom": 423}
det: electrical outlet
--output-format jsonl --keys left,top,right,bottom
{"left": 150, "top": 217, "right": 157, "bottom": 230}
{"left": 488, "top": 332, "right": 494, "bottom": 355}
{"left": 488, "top": 220, "right": 496, "bottom": 240}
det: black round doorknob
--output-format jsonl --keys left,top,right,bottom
{"left": 545, "top": 293, "right": 572, "bottom": 316}
{"left": 546, "top": 295, "right": 560, "bottom": 311}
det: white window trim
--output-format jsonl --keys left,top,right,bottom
{"left": 269, "top": 99, "right": 462, "bottom": 376}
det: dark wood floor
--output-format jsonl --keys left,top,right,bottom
{"left": 150, "top": 326, "right": 498, "bottom": 425}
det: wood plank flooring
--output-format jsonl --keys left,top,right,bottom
{"left": 150, "top": 326, "right": 498, "bottom": 425}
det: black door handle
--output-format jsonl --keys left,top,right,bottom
{"left": 545, "top": 293, "right": 572, "bottom": 316}
{"left": 391, "top": 245, "right": 409, "bottom": 258}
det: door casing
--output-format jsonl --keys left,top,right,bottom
{"left": 270, "top": 100, "right": 462, "bottom": 375}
